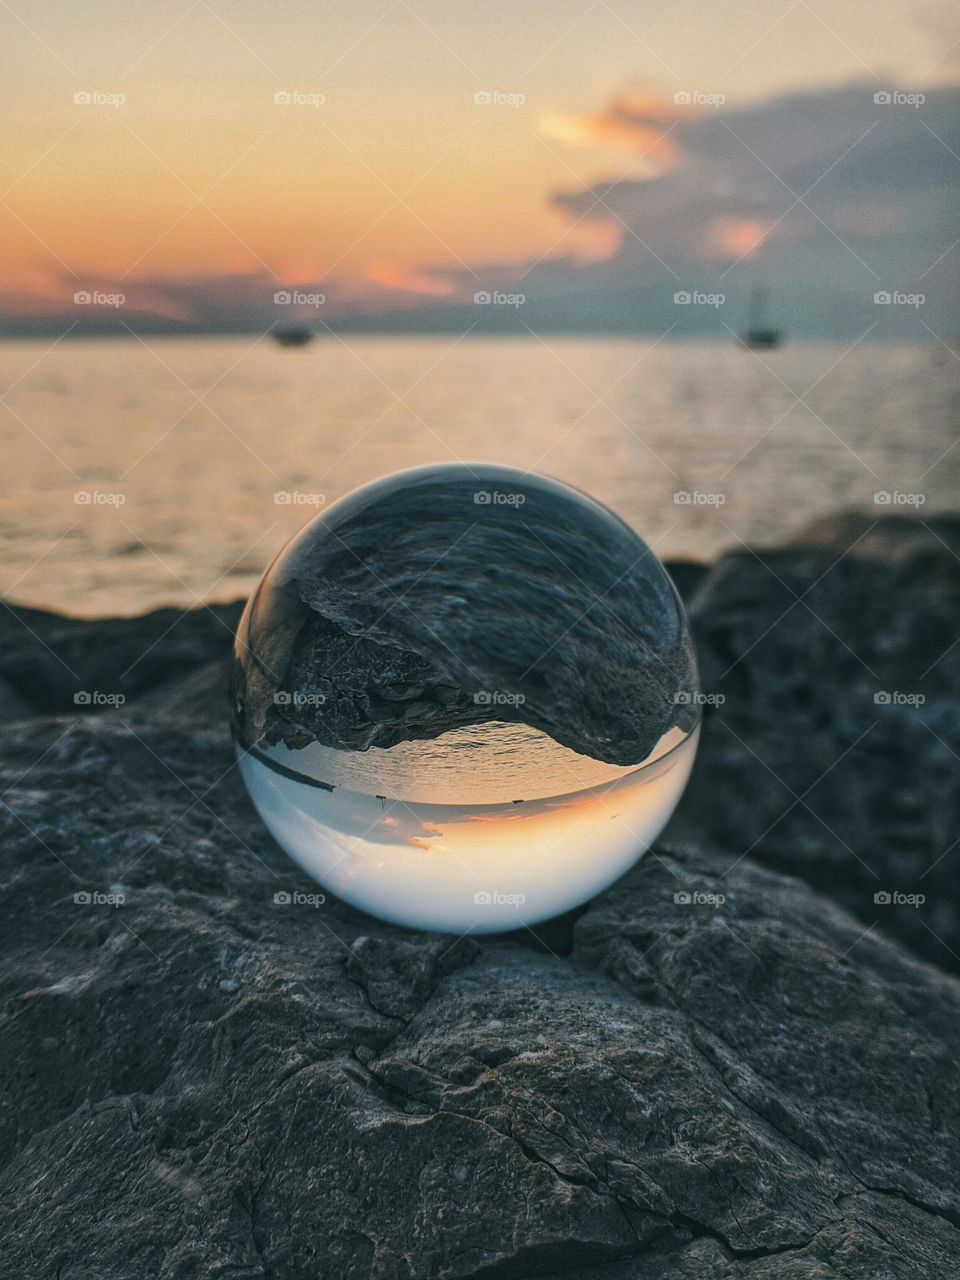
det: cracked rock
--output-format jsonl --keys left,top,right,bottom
{"left": 0, "top": 514, "right": 958, "bottom": 1278}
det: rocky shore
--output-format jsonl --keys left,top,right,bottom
{"left": 1, "top": 512, "right": 958, "bottom": 1278}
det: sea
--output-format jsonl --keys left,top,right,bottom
{"left": 1, "top": 336, "right": 957, "bottom": 616}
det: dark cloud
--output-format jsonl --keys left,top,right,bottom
{"left": 4, "top": 81, "right": 958, "bottom": 339}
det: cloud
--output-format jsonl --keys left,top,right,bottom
{"left": 3, "top": 80, "right": 958, "bottom": 338}
{"left": 540, "top": 89, "right": 683, "bottom": 174}
{"left": 702, "top": 216, "right": 781, "bottom": 261}
{"left": 365, "top": 262, "right": 456, "bottom": 297}
{"left": 529, "top": 79, "right": 960, "bottom": 334}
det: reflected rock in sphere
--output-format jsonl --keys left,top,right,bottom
{"left": 232, "top": 464, "right": 700, "bottom": 931}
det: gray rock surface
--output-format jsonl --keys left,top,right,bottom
{"left": 0, "top": 599, "right": 243, "bottom": 718}
{"left": 679, "top": 511, "right": 960, "bottom": 972}
{"left": 0, "top": 513, "right": 958, "bottom": 1278}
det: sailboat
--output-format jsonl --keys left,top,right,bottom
{"left": 739, "top": 285, "right": 783, "bottom": 350}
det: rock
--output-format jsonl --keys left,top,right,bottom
{"left": 0, "top": 514, "right": 958, "bottom": 1277}
{"left": 0, "top": 674, "right": 33, "bottom": 722}
{"left": 0, "top": 600, "right": 242, "bottom": 715}
{"left": 673, "top": 512, "right": 960, "bottom": 972}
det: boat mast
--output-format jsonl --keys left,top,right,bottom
{"left": 748, "top": 285, "right": 768, "bottom": 332}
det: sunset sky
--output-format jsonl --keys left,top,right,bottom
{"left": 2, "top": 0, "right": 957, "bottom": 331}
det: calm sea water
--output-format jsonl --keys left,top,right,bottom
{"left": 1, "top": 336, "right": 956, "bottom": 616}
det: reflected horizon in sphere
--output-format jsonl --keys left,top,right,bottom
{"left": 231, "top": 464, "right": 700, "bottom": 932}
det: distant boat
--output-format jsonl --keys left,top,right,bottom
{"left": 274, "top": 326, "right": 313, "bottom": 347}
{"left": 739, "top": 286, "right": 783, "bottom": 350}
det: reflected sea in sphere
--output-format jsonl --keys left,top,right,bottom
{"left": 232, "top": 464, "right": 700, "bottom": 931}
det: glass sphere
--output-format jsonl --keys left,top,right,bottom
{"left": 232, "top": 464, "right": 700, "bottom": 932}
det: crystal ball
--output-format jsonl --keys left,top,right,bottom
{"left": 231, "top": 464, "right": 700, "bottom": 932}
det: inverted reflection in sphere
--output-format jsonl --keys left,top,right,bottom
{"left": 232, "top": 464, "right": 700, "bottom": 931}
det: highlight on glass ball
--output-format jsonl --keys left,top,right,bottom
{"left": 231, "top": 464, "right": 700, "bottom": 932}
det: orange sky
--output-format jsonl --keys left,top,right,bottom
{"left": 2, "top": 0, "right": 953, "bottom": 315}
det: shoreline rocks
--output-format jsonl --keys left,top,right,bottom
{"left": 680, "top": 511, "right": 960, "bottom": 973}
{"left": 0, "top": 512, "right": 958, "bottom": 1277}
